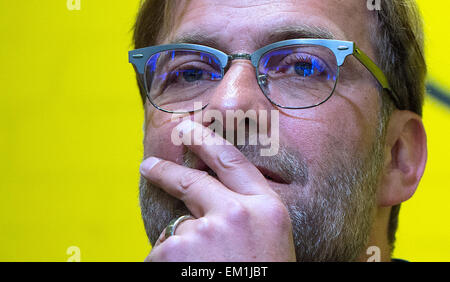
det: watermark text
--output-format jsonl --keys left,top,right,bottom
{"left": 67, "top": 0, "right": 81, "bottom": 11}
{"left": 170, "top": 103, "right": 280, "bottom": 157}
{"left": 367, "top": 0, "right": 381, "bottom": 11}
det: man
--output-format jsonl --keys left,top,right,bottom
{"left": 130, "top": 0, "right": 427, "bottom": 261}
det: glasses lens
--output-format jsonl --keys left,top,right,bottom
{"left": 144, "top": 49, "right": 223, "bottom": 112}
{"left": 258, "top": 45, "right": 338, "bottom": 108}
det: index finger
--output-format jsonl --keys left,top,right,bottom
{"left": 176, "top": 120, "right": 275, "bottom": 196}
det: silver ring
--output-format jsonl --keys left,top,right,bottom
{"left": 165, "top": 215, "right": 194, "bottom": 239}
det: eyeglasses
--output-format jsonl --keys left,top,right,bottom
{"left": 129, "top": 39, "right": 400, "bottom": 113}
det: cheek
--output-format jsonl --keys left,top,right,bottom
{"left": 143, "top": 109, "right": 186, "bottom": 164}
{"left": 278, "top": 91, "right": 378, "bottom": 166}
{"left": 278, "top": 118, "right": 350, "bottom": 167}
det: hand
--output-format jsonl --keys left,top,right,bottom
{"left": 140, "top": 120, "right": 296, "bottom": 262}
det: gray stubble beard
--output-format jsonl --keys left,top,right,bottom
{"left": 139, "top": 128, "right": 384, "bottom": 262}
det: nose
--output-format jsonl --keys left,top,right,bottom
{"left": 202, "top": 59, "right": 276, "bottom": 145}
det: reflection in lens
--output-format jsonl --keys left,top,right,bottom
{"left": 258, "top": 45, "right": 338, "bottom": 108}
{"left": 144, "top": 49, "right": 223, "bottom": 112}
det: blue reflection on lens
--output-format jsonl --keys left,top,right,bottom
{"left": 147, "top": 53, "right": 161, "bottom": 73}
{"left": 212, "top": 56, "right": 220, "bottom": 66}
{"left": 158, "top": 72, "right": 167, "bottom": 80}
{"left": 263, "top": 49, "right": 293, "bottom": 69}
{"left": 293, "top": 57, "right": 329, "bottom": 78}
{"left": 182, "top": 69, "right": 203, "bottom": 82}
{"left": 295, "top": 62, "right": 313, "bottom": 77}
{"left": 211, "top": 72, "right": 221, "bottom": 80}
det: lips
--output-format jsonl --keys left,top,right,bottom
{"left": 204, "top": 164, "right": 287, "bottom": 185}
{"left": 189, "top": 158, "right": 288, "bottom": 185}
{"left": 256, "top": 166, "right": 288, "bottom": 184}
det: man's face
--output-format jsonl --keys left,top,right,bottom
{"left": 140, "top": 0, "right": 386, "bottom": 261}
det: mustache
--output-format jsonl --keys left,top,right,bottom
{"left": 183, "top": 143, "right": 309, "bottom": 186}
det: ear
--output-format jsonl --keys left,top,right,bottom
{"left": 377, "top": 110, "right": 427, "bottom": 207}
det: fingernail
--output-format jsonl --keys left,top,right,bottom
{"left": 140, "top": 157, "right": 161, "bottom": 174}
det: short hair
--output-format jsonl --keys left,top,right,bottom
{"left": 131, "top": 0, "right": 426, "bottom": 253}
{"left": 372, "top": 0, "right": 426, "bottom": 253}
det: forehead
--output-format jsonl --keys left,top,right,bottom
{"left": 165, "top": 0, "right": 374, "bottom": 54}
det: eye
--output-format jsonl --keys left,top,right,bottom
{"left": 294, "top": 62, "right": 314, "bottom": 77}
{"left": 279, "top": 53, "right": 329, "bottom": 78}
{"left": 165, "top": 66, "right": 208, "bottom": 86}
{"left": 182, "top": 68, "right": 203, "bottom": 82}
{"left": 165, "top": 62, "right": 222, "bottom": 87}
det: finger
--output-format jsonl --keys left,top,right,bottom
{"left": 146, "top": 223, "right": 189, "bottom": 261}
{"left": 152, "top": 215, "right": 197, "bottom": 249}
{"left": 144, "top": 233, "right": 165, "bottom": 262}
{"left": 176, "top": 120, "right": 273, "bottom": 196}
{"left": 140, "top": 157, "right": 237, "bottom": 216}
{"left": 146, "top": 217, "right": 211, "bottom": 262}
{"left": 146, "top": 235, "right": 189, "bottom": 262}
{"left": 152, "top": 228, "right": 167, "bottom": 248}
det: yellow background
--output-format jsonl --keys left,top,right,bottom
{"left": 0, "top": 0, "right": 448, "bottom": 261}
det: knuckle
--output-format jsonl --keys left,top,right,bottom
{"left": 265, "top": 201, "right": 291, "bottom": 228}
{"left": 153, "top": 160, "right": 171, "bottom": 182}
{"left": 224, "top": 200, "right": 250, "bottom": 225}
{"left": 179, "top": 173, "right": 215, "bottom": 203}
{"left": 194, "top": 217, "right": 217, "bottom": 238}
{"left": 180, "top": 170, "right": 209, "bottom": 190}
{"left": 218, "top": 149, "right": 246, "bottom": 168}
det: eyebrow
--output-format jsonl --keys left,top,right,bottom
{"left": 263, "top": 25, "right": 336, "bottom": 45}
{"left": 170, "top": 32, "right": 224, "bottom": 50}
{"left": 169, "top": 24, "right": 336, "bottom": 52}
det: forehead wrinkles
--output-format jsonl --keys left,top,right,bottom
{"left": 162, "top": 0, "right": 376, "bottom": 66}
{"left": 165, "top": 0, "right": 373, "bottom": 52}
{"left": 166, "top": 1, "right": 261, "bottom": 48}
{"left": 166, "top": 2, "right": 334, "bottom": 52}
{"left": 172, "top": 0, "right": 297, "bottom": 22}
